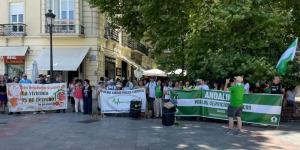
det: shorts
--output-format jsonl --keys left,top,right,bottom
{"left": 227, "top": 105, "right": 243, "bottom": 118}
{"left": 0, "top": 95, "right": 7, "bottom": 101}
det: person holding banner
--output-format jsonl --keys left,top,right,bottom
{"left": 96, "top": 81, "right": 106, "bottom": 114}
{"left": 163, "top": 81, "right": 173, "bottom": 102}
{"left": 54, "top": 75, "right": 66, "bottom": 113}
{"left": 8, "top": 77, "right": 21, "bottom": 115}
{"left": 270, "top": 76, "right": 284, "bottom": 94}
{"left": 19, "top": 74, "right": 32, "bottom": 84}
{"left": 224, "top": 76, "right": 245, "bottom": 136}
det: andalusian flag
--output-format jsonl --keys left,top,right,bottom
{"left": 276, "top": 38, "right": 298, "bottom": 76}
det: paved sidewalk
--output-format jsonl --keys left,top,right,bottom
{"left": 0, "top": 113, "right": 299, "bottom": 150}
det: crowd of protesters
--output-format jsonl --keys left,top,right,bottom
{"left": 0, "top": 73, "right": 298, "bottom": 119}
{"left": 92, "top": 76, "right": 298, "bottom": 119}
{"left": 0, "top": 73, "right": 94, "bottom": 115}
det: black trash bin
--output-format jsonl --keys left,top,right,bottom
{"left": 129, "top": 101, "right": 141, "bottom": 119}
{"left": 162, "top": 107, "right": 176, "bottom": 126}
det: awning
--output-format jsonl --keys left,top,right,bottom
{"left": 118, "top": 55, "right": 145, "bottom": 71}
{"left": 36, "top": 47, "right": 90, "bottom": 71}
{"left": 0, "top": 46, "right": 28, "bottom": 56}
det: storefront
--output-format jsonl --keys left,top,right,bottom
{"left": 35, "top": 47, "right": 89, "bottom": 83}
{"left": 5, "top": 56, "right": 25, "bottom": 78}
{"left": 0, "top": 46, "right": 28, "bottom": 78}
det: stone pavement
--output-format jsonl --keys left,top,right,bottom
{"left": 0, "top": 113, "right": 299, "bottom": 150}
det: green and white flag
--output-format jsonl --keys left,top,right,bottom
{"left": 171, "top": 90, "right": 283, "bottom": 126}
{"left": 276, "top": 37, "right": 298, "bottom": 76}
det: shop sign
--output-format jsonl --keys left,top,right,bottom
{"left": 3, "top": 56, "right": 25, "bottom": 64}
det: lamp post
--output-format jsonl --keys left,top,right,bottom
{"left": 45, "top": 10, "right": 56, "bottom": 83}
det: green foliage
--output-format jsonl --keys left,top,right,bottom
{"left": 89, "top": 0, "right": 300, "bottom": 86}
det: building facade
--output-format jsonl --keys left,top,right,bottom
{"left": 0, "top": 0, "right": 153, "bottom": 85}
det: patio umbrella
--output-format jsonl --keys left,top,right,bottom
{"left": 31, "top": 60, "right": 39, "bottom": 83}
{"left": 167, "top": 69, "right": 187, "bottom": 76}
{"left": 143, "top": 69, "right": 167, "bottom": 77}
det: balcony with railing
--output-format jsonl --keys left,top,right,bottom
{"left": 0, "top": 24, "right": 26, "bottom": 36}
{"left": 122, "top": 35, "right": 149, "bottom": 55}
{"left": 45, "top": 24, "right": 84, "bottom": 35}
{"left": 104, "top": 26, "right": 119, "bottom": 42}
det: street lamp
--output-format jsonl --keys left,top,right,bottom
{"left": 45, "top": 9, "right": 56, "bottom": 83}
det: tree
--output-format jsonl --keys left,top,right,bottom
{"left": 89, "top": 0, "right": 192, "bottom": 73}
{"left": 89, "top": 0, "right": 300, "bottom": 86}
{"left": 187, "top": 0, "right": 295, "bottom": 83}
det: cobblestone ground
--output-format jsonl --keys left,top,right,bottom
{"left": 0, "top": 112, "right": 299, "bottom": 150}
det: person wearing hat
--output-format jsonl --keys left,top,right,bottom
{"left": 224, "top": 76, "right": 245, "bottom": 135}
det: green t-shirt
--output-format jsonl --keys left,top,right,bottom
{"left": 155, "top": 86, "right": 163, "bottom": 98}
{"left": 229, "top": 83, "right": 244, "bottom": 108}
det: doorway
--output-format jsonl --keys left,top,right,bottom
{"left": 121, "top": 61, "right": 128, "bottom": 80}
{"left": 105, "top": 56, "right": 116, "bottom": 80}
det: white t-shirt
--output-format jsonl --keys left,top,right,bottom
{"left": 163, "top": 86, "right": 173, "bottom": 100}
{"left": 244, "top": 83, "right": 250, "bottom": 94}
{"left": 196, "top": 84, "right": 209, "bottom": 90}
{"left": 147, "top": 82, "right": 156, "bottom": 98}
{"left": 286, "top": 90, "right": 295, "bottom": 101}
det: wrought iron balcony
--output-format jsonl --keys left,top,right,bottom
{"left": 122, "top": 36, "right": 149, "bottom": 55}
{"left": 45, "top": 24, "right": 84, "bottom": 35}
{"left": 0, "top": 24, "right": 26, "bottom": 36}
{"left": 104, "top": 27, "right": 119, "bottom": 42}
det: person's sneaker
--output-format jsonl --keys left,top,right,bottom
{"left": 233, "top": 129, "right": 243, "bottom": 136}
{"left": 41, "top": 111, "right": 46, "bottom": 114}
{"left": 16, "top": 112, "right": 21, "bottom": 114}
{"left": 33, "top": 112, "right": 38, "bottom": 114}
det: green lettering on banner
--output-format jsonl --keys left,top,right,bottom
{"left": 171, "top": 90, "right": 283, "bottom": 126}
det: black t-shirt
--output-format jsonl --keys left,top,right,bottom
{"left": 270, "top": 83, "right": 283, "bottom": 94}
{"left": 0, "top": 84, "right": 7, "bottom": 95}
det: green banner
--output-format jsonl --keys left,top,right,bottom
{"left": 171, "top": 90, "right": 283, "bottom": 126}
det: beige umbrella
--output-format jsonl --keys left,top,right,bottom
{"left": 143, "top": 69, "right": 167, "bottom": 77}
